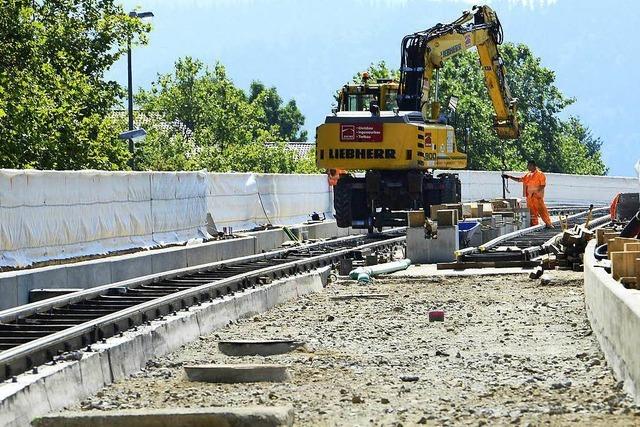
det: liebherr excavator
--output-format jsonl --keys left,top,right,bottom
{"left": 316, "top": 5, "right": 519, "bottom": 232}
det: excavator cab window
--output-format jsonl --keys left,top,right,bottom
{"left": 347, "top": 94, "right": 377, "bottom": 111}
{"left": 343, "top": 90, "right": 398, "bottom": 112}
{"left": 384, "top": 92, "right": 398, "bottom": 110}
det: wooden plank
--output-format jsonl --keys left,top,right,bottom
{"left": 607, "top": 237, "right": 638, "bottom": 258}
{"left": 597, "top": 229, "right": 618, "bottom": 245}
{"left": 610, "top": 251, "right": 640, "bottom": 280}
{"left": 635, "top": 257, "right": 640, "bottom": 289}
{"left": 624, "top": 242, "right": 640, "bottom": 252}
{"left": 481, "top": 203, "right": 493, "bottom": 217}
{"left": 407, "top": 211, "right": 425, "bottom": 228}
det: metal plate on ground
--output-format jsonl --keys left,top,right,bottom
{"left": 217, "top": 339, "right": 304, "bottom": 356}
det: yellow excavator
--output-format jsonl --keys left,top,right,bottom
{"left": 316, "top": 5, "right": 519, "bottom": 232}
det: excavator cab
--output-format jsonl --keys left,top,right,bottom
{"left": 337, "top": 75, "right": 399, "bottom": 112}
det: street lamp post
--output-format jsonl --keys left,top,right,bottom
{"left": 126, "top": 10, "right": 153, "bottom": 168}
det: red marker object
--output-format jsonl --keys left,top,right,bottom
{"left": 429, "top": 310, "right": 445, "bottom": 322}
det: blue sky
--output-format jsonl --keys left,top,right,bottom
{"left": 108, "top": 0, "right": 640, "bottom": 176}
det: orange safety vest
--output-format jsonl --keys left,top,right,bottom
{"left": 521, "top": 168, "right": 546, "bottom": 198}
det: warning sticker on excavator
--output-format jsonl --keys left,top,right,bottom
{"left": 340, "top": 124, "right": 383, "bottom": 142}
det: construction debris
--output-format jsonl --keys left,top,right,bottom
{"left": 548, "top": 225, "right": 595, "bottom": 270}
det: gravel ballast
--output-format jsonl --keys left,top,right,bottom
{"left": 70, "top": 270, "right": 639, "bottom": 425}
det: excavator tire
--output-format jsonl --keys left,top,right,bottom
{"left": 333, "top": 179, "right": 352, "bottom": 228}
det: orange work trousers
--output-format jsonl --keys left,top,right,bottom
{"left": 527, "top": 194, "right": 551, "bottom": 226}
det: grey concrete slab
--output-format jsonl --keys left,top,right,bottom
{"left": 218, "top": 340, "right": 304, "bottom": 356}
{"left": 184, "top": 364, "right": 291, "bottom": 383}
{"left": 150, "top": 247, "right": 188, "bottom": 274}
{"left": 21, "top": 267, "right": 69, "bottom": 289}
{"left": 407, "top": 225, "right": 459, "bottom": 264}
{"left": 66, "top": 261, "right": 111, "bottom": 289}
{"left": 29, "top": 288, "right": 82, "bottom": 303}
{"left": 185, "top": 237, "right": 253, "bottom": 267}
{"left": 252, "top": 229, "right": 287, "bottom": 254}
{"left": 16, "top": 267, "right": 68, "bottom": 307}
{"left": 31, "top": 406, "right": 294, "bottom": 427}
{"left": 0, "top": 275, "right": 18, "bottom": 310}
{"left": 109, "top": 255, "right": 153, "bottom": 283}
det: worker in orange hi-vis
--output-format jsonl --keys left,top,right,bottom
{"left": 502, "top": 160, "right": 554, "bottom": 228}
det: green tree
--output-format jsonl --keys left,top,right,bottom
{"left": 249, "top": 82, "right": 307, "bottom": 141}
{"left": 136, "top": 57, "right": 313, "bottom": 173}
{"left": 0, "top": 0, "right": 149, "bottom": 169}
{"left": 352, "top": 44, "right": 607, "bottom": 175}
{"left": 352, "top": 60, "right": 400, "bottom": 83}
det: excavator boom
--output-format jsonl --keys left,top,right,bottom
{"left": 398, "top": 5, "right": 519, "bottom": 139}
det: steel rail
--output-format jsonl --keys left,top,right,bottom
{"left": 480, "top": 207, "right": 609, "bottom": 252}
{"left": 455, "top": 207, "right": 608, "bottom": 258}
{"left": 0, "top": 231, "right": 405, "bottom": 381}
{"left": 0, "top": 230, "right": 403, "bottom": 324}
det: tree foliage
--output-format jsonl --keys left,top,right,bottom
{"left": 0, "top": 0, "right": 149, "bottom": 170}
{"left": 135, "top": 57, "right": 315, "bottom": 172}
{"left": 354, "top": 44, "right": 606, "bottom": 175}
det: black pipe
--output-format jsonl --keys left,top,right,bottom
{"left": 620, "top": 209, "right": 640, "bottom": 238}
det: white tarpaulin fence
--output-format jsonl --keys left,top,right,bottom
{"left": 0, "top": 168, "right": 637, "bottom": 267}
{"left": 437, "top": 170, "right": 639, "bottom": 206}
{"left": 0, "top": 170, "right": 333, "bottom": 267}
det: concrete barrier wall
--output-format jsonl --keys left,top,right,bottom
{"left": 584, "top": 240, "right": 640, "bottom": 403}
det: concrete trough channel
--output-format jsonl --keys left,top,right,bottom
{"left": 584, "top": 239, "right": 640, "bottom": 403}
{"left": 0, "top": 229, "right": 404, "bottom": 427}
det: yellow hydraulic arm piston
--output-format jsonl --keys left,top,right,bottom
{"left": 397, "top": 5, "right": 519, "bottom": 139}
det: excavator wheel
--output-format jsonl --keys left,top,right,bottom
{"left": 333, "top": 178, "right": 352, "bottom": 228}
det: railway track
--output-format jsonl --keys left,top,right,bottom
{"left": 457, "top": 206, "right": 610, "bottom": 262}
{"left": 0, "top": 206, "right": 610, "bottom": 382}
{"left": 0, "top": 230, "right": 405, "bottom": 382}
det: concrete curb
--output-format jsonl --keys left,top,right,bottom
{"left": 0, "top": 267, "right": 328, "bottom": 427}
{"left": 31, "top": 405, "right": 294, "bottom": 427}
{"left": 584, "top": 240, "right": 640, "bottom": 403}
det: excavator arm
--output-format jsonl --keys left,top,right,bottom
{"left": 397, "top": 5, "right": 519, "bottom": 139}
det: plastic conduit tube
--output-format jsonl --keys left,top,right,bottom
{"left": 349, "top": 259, "right": 412, "bottom": 283}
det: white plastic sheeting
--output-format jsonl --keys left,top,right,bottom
{"left": 0, "top": 170, "right": 209, "bottom": 267}
{"left": 0, "top": 170, "right": 333, "bottom": 267}
{"left": 1, "top": 168, "right": 637, "bottom": 268}
{"left": 205, "top": 173, "right": 333, "bottom": 231}
{"left": 439, "top": 170, "right": 639, "bottom": 205}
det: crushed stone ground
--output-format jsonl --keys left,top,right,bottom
{"left": 71, "top": 270, "right": 640, "bottom": 426}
